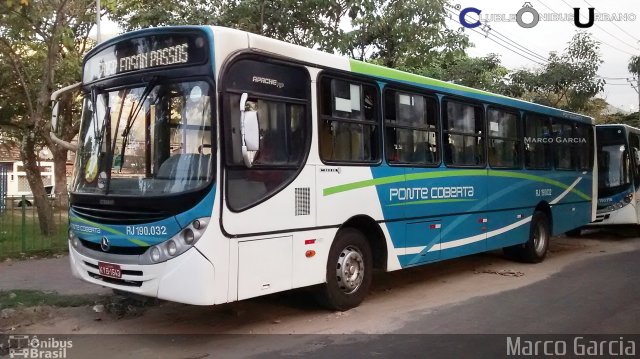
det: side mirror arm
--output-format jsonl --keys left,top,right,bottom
{"left": 50, "top": 82, "right": 81, "bottom": 152}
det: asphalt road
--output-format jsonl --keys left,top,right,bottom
{"left": 256, "top": 246, "right": 640, "bottom": 358}
{"left": 37, "top": 242, "right": 640, "bottom": 358}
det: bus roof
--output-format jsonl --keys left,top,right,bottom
{"left": 87, "top": 25, "right": 595, "bottom": 125}
{"left": 596, "top": 123, "right": 640, "bottom": 134}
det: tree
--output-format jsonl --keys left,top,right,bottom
{"left": 423, "top": 53, "right": 509, "bottom": 94}
{"left": 339, "top": 0, "right": 468, "bottom": 71}
{"left": 0, "top": 0, "right": 95, "bottom": 234}
{"left": 108, "top": 0, "right": 225, "bottom": 30}
{"left": 628, "top": 55, "right": 640, "bottom": 122}
{"left": 629, "top": 55, "right": 640, "bottom": 77}
{"left": 505, "top": 32, "right": 605, "bottom": 113}
{"left": 109, "top": 0, "right": 351, "bottom": 49}
{"left": 110, "top": 0, "right": 467, "bottom": 71}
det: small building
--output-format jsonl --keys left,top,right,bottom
{"left": 0, "top": 142, "right": 55, "bottom": 198}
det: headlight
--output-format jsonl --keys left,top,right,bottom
{"left": 192, "top": 220, "right": 202, "bottom": 230}
{"left": 69, "top": 230, "right": 79, "bottom": 248}
{"left": 166, "top": 240, "right": 177, "bottom": 256}
{"left": 624, "top": 193, "right": 633, "bottom": 203}
{"left": 183, "top": 228, "right": 195, "bottom": 245}
{"left": 141, "top": 218, "right": 209, "bottom": 264}
{"left": 151, "top": 247, "right": 161, "bottom": 262}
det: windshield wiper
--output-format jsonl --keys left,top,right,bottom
{"left": 117, "top": 78, "right": 159, "bottom": 172}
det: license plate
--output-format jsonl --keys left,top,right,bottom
{"left": 98, "top": 262, "right": 122, "bottom": 279}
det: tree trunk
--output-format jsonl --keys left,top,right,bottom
{"left": 52, "top": 147, "right": 69, "bottom": 208}
{"left": 20, "top": 130, "right": 55, "bottom": 236}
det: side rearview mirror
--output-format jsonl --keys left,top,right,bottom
{"left": 50, "top": 82, "right": 81, "bottom": 152}
{"left": 240, "top": 93, "right": 260, "bottom": 167}
{"left": 51, "top": 101, "right": 60, "bottom": 133}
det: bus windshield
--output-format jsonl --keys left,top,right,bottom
{"left": 597, "top": 127, "right": 630, "bottom": 196}
{"left": 72, "top": 80, "right": 213, "bottom": 196}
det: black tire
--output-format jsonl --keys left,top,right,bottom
{"left": 503, "top": 211, "right": 550, "bottom": 263}
{"left": 317, "top": 228, "right": 372, "bottom": 311}
{"left": 565, "top": 228, "right": 582, "bottom": 237}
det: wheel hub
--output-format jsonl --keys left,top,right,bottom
{"left": 533, "top": 221, "right": 547, "bottom": 255}
{"left": 336, "top": 246, "right": 364, "bottom": 294}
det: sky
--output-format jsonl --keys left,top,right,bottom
{"left": 451, "top": 0, "right": 640, "bottom": 113}
{"left": 92, "top": 0, "right": 640, "bottom": 113}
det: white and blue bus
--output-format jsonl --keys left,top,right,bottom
{"left": 589, "top": 124, "right": 640, "bottom": 227}
{"left": 50, "top": 26, "right": 596, "bottom": 310}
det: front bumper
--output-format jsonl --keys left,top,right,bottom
{"left": 69, "top": 243, "right": 215, "bottom": 305}
{"left": 589, "top": 202, "right": 637, "bottom": 225}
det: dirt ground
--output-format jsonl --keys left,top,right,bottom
{"left": 2, "top": 229, "right": 639, "bottom": 335}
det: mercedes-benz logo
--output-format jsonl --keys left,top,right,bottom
{"left": 100, "top": 237, "right": 110, "bottom": 252}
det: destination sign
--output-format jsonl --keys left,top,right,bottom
{"left": 83, "top": 33, "right": 207, "bottom": 83}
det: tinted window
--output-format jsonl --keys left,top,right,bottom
{"left": 319, "top": 77, "right": 379, "bottom": 162}
{"left": 488, "top": 108, "right": 520, "bottom": 168}
{"left": 524, "top": 114, "right": 552, "bottom": 169}
{"left": 443, "top": 100, "right": 484, "bottom": 166}
{"left": 574, "top": 123, "right": 593, "bottom": 171}
{"left": 552, "top": 119, "right": 574, "bottom": 170}
{"left": 384, "top": 90, "right": 439, "bottom": 165}
{"left": 224, "top": 60, "right": 310, "bottom": 211}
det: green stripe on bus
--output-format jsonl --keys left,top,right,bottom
{"left": 387, "top": 198, "right": 477, "bottom": 207}
{"left": 70, "top": 215, "right": 150, "bottom": 247}
{"left": 323, "top": 170, "right": 591, "bottom": 201}
{"left": 349, "top": 59, "right": 507, "bottom": 99}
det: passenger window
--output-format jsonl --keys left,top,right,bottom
{"left": 552, "top": 119, "right": 574, "bottom": 170}
{"left": 524, "top": 114, "right": 552, "bottom": 169}
{"left": 319, "top": 77, "right": 379, "bottom": 163}
{"left": 443, "top": 100, "right": 484, "bottom": 166}
{"left": 384, "top": 90, "right": 439, "bottom": 165}
{"left": 488, "top": 108, "right": 520, "bottom": 168}
{"left": 574, "top": 123, "right": 593, "bottom": 171}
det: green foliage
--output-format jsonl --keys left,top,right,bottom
{"left": 505, "top": 32, "right": 604, "bottom": 113}
{"left": 106, "top": 0, "right": 225, "bottom": 30}
{"left": 422, "top": 53, "right": 509, "bottom": 93}
{"left": 629, "top": 55, "right": 640, "bottom": 76}
{"left": 340, "top": 0, "right": 468, "bottom": 70}
{"left": 108, "top": 0, "right": 350, "bottom": 48}
{"left": 109, "top": 0, "right": 468, "bottom": 70}
{"left": 599, "top": 111, "right": 640, "bottom": 127}
{"left": 0, "top": 0, "right": 96, "bottom": 234}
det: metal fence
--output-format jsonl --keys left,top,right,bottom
{"left": 0, "top": 166, "right": 6, "bottom": 213}
{"left": 0, "top": 195, "right": 68, "bottom": 258}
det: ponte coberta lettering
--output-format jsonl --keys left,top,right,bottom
{"left": 389, "top": 186, "right": 474, "bottom": 201}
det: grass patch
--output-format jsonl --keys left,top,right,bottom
{"left": 0, "top": 290, "right": 101, "bottom": 309}
{"left": 0, "top": 208, "right": 68, "bottom": 259}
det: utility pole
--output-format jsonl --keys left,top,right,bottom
{"left": 629, "top": 77, "right": 639, "bottom": 122}
{"left": 96, "top": 0, "right": 101, "bottom": 44}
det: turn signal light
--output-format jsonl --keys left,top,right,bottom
{"left": 305, "top": 250, "right": 316, "bottom": 258}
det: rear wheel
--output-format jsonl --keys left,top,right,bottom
{"left": 317, "top": 228, "right": 372, "bottom": 311}
{"left": 503, "top": 211, "right": 550, "bottom": 263}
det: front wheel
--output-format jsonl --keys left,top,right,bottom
{"left": 504, "top": 211, "right": 550, "bottom": 263}
{"left": 317, "top": 228, "right": 372, "bottom": 311}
